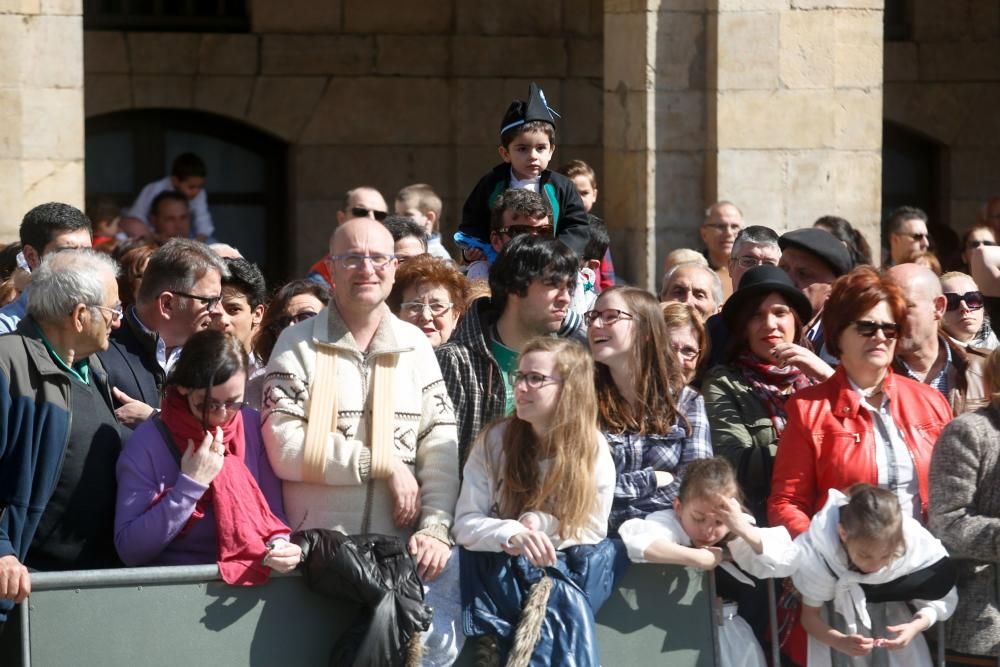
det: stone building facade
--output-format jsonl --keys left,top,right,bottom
{"left": 0, "top": 0, "right": 995, "bottom": 287}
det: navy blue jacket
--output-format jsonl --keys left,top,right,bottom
{"left": 0, "top": 318, "right": 117, "bottom": 619}
{"left": 97, "top": 306, "right": 166, "bottom": 410}
{"left": 459, "top": 162, "right": 591, "bottom": 258}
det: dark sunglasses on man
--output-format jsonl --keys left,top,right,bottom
{"left": 351, "top": 206, "right": 388, "bottom": 222}
{"left": 496, "top": 224, "right": 554, "bottom": 238}
{"left": 944, "top": 290, "right": 984, "bottom": 312}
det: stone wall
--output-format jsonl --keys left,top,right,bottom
{"left": 605, "top": 0, "right": 884, "bottom": 288}
{"left": 83, "top": 0, "right": 604, "bottom": 274}
{"left": 884, "top": 0, "right": 1000, "bottom": 234}
{"left": 0, "top": 0, "right": 84, "bottom": 242}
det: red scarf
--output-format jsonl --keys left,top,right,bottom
{"left": 159, "top": 388, "right": 290, "bottom": 586}
{"left": 736, "top": 353, "right": 814, "bottom": 436}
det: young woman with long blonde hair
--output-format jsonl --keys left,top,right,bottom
{"left": 454, "top": 336, "right": 614, "bottom": 560}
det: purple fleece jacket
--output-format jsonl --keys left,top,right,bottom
{"left": 114, "top": 408, "right": 289, "bottom": 567}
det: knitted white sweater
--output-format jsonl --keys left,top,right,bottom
{"left": 261, "top": 303, "right": 460, "bottom": 543}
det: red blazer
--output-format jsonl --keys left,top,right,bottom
{"left": 767, "top": 365, "right": 952, "bottom": 537}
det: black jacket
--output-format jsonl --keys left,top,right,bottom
{"left": 293, "top": 529, "right": 431, "bottom": 667}
{"left": 459, "top": 162, "right": 591, "bottom": 257}
{"left": 97, "top": 306, "right": 166, "bottom": 410}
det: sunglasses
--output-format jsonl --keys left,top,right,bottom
{"left": 944, "top": 290, "right": 984, "bottom": 312}
{"left": 275, "top": 310, "right": 319, "bottom": 330}
{"left": 350, "top": 206, "right": 388, "bottom": 222}
{"left": 967, "top": 240, "right": 997, "bottom": 249}
{"left": 496, "top": 224, "right": 554, "bottom": 238}
{"left": 852, "top": 320, "right": 900, "bottom": 339}
{"left": 898, "top": 232, "right": 929, "bottom": 243}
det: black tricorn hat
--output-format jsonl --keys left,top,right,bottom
{"left": 499, "top": 82, "right": 560, "bottom": 138}
{"left": 721, "top": 264, "right": 813, "bottom": 329}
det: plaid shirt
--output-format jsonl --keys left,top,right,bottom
{"left": 605, "top": 386, "right": 712, "bottom": 532}
{"left": 437, "top": 297, "right": 587, "bottom": 467}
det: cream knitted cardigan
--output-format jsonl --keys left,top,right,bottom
{"left": 261, "top": 303, "right": 460, "bottom": 543}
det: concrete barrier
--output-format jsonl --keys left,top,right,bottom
{"left": 6, "top": 562, "right": 719, "bottom": 666}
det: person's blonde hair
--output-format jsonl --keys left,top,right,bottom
{"left": 660, "top": 301, "right": 710, "bottom": 375}
{"left": 492, "top": 337, "right": 600, "bottom": 541}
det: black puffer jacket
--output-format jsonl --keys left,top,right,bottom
{"left": 293, "top": 529, "right": 432, "bottom": 667}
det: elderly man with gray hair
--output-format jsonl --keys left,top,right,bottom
{"left": 0, "top": 249, "right": 125, "bottom": 622}
{"left": 703, "top": 225, "right": 783, "bottom": 369}
{"left": 660, "top": 261, "right": 724, "bottom": 321}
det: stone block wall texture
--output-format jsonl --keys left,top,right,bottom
{"left": 884, "top": 0, "right": 1000, "bottom": 235}
{"left": 83, "top": 0, "right": 605, "bottom": 276}
{"left": 606, "top": 0, "right": 884, "bottom": 288}
{"left": 0, "top": 0, "right": 85, "bottom": 243}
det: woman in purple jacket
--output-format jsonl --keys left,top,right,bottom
{"left": 114, "top": 329, "right": 300, "bottom": 585}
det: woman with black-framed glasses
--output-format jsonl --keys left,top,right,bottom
{"left": 586, "top": 286, "right": 711, "bottom": 534}
{"left": 114, "top": 329, "right": 300, "bottom": 583}
{"left": 767, "top": 266, "right": 953, "bottom": 667}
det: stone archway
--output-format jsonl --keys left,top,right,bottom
{"left": 86, "top": 109, "right": 290, "bottom": 277}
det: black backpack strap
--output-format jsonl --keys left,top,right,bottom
{"left": 151, "top": 414, "right": 183, "bottom": 468}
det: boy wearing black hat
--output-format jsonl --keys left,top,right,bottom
{"left": 456, "top": 83, "right": 590, "bottom": 265}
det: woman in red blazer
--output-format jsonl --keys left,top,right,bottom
{"left": 767, "top": 266, "right": 953, "bottom": 665}
{"left": 768, "top": 266, "right": 953, "bottom": 537}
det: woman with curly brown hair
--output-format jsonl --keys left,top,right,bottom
{"left": 388, "top": 254, "right": 468, "bottom": 348}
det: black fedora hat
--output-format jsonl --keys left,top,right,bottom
{"left": 722, "top": 265, "right": 813, "bottom": 329}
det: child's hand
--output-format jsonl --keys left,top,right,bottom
{"left": 506, "top": 530, "right": 557, "bottom": 567}
{"left": 463, "top": 247, "right": 485, "bottom": 263}
{"left": 519, "top": 512, "right": 541, "bottom": 531}
{"left": 692, "top": 546, "right": 723, "bottom": 571}
{"left": 880, "top": 615, "right": 931, "bottom": 650}
{"left": 833, "top": 633, "right": 875, "bottom": 657}
{"left": 713, "top": 494, "right": 750, "bottom": 534}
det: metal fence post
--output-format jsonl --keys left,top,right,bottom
{"left": 767, "top": 578, "right": 780, "bottom": 667}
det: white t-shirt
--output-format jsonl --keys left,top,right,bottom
{"left": 126, "top": 176, "right": 214, "bottom": 238}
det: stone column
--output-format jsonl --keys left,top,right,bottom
{"left": 0, "top": 1, "right": 85, "bottom": 242}
{"left": 710, "top": 0, "right": 884, "bottom": 253}
{"left": 604, "top": 0, "right": 884, "bottom": 289}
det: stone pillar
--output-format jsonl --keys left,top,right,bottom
{"left": 604, "top": 0, "right": 884, "bottom": 289}
{"left": 710, "top": 0, "right": 884, "bottom": 255}
{"left": 0, "top": 1, "right": 85, "bottom": 242}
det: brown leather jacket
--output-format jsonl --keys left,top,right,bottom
{"left": 893, "top": 336, "right": 988, "bottom": 416}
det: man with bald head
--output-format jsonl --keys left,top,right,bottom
{"left": 888, "top": 263, "right": 988, "bottom": 414}
{"left": 262, "top": 218, "right": 463, "bottom": 662}
{"left": 700, "top": 201, "right": 743, "bottom": 298}
{"left": 307, "top": 186, "right": 391, "bottom": 287}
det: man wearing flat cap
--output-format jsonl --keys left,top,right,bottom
{"left": 778, "top": 228, "right": 853, "bottom": 362}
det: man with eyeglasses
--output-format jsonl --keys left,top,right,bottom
{"left": 437, "top": 234, "right": 582, "bottom": 466}
{"left": 700, "top": 201, "right": 744, "bottom": 299}
{"left": 0, "top": 202, "right": 93, "bottom": 335}
{"left": 888, "top": 263, "right": 988, "bottom": 415}
{"left": 99, "top": 239, "right": 228, "bottom": 428}
{"left": 263, "top": 217, "right": 463, "bottom": 664}
{"left": 886, "top": 206, "right": 931, "bottom": 266}
{"left": 0, "top": 250, "right": 126, "bottom": 624}
{"left": 703, "top": 225, "right": 783, "bottom": 369}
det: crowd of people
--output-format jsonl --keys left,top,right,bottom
{"left": 3, "top": 82, "right": 1000, "bottom": 667}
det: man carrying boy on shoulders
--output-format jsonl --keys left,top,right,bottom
{"left": 457, "top": 83, "right": 590, "bottom": 264}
